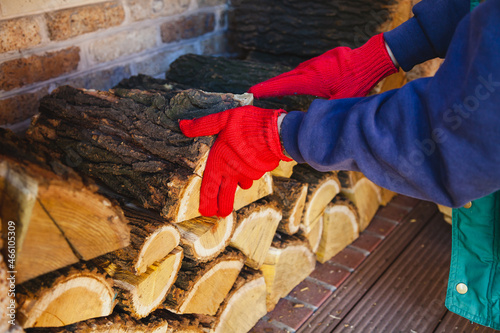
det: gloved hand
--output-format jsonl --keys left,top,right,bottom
{"left": 249, "top": 33, "right": 398, "bottom": 99}
{"left": 179, "top": 106, "right": 292, "bottom": 217}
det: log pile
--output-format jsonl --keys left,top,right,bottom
{"left": 2, "top": 0, "right": 415, "bottom": 325}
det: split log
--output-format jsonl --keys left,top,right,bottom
{"left": 120, "top": 206, "right": 180, "bottom": 275}
{"left": 271, "top": 177, "right": 308, "bottom": 235}
{"left": 300, "top": 215, "right": 324, "bottom": 254}
{"left": 316, "top": 197, "right": 360, "bottom": 263}
{"left": 230, "top": 199, "right": 281, "bottom": 269}
{"left": 25, "top": 312, "right": 170, "bottom": 333}
{"left": 339, "top": 172, "right": 382, "bottom": 231}
{"left": 291, "top": 164, "right": 341, "bottom": 228}
{"left": 230, "top": 0, "right": 402, "bottom": 60}
{"left": 177, "top": 213, "right": 235, "bottom": 262}
{"left": 0, "top": 129, "right": 129, "bottom": 283}
{"left": 271, "top": 160, "right": 297, "bottom": 178}
{"left": 27, "top": 86, "right": 271, "bottom": 222}
{"left": 195, "top": 268, "right": 267, "bottom": 333}
{"left": 162, "top": 54, "right": 316, "bottom": 111}
{"left": 261, "top": 234, "right": 316, "bottom": 311}
{"left": 95, "top": 247, "right": 183, "bottom": 319}
{"left": 163, "top": 250, "right": 245, "bottom": 315}
{"left": 16, "top": 265, "right": 115, "bottom": 328}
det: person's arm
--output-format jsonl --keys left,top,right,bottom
{"left": 282, "top": 0, "right": 500, "bottom": 207}
{"left": 384, "top": 0, "right": 469, "bottom": 71}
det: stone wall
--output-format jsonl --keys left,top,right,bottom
{"left": 0, "top": 0, "right": 232, "bottom": 129}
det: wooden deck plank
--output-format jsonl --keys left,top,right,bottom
{"left": 333, "top": 213, "right": 451, "bottom": 332}
{"left": 435, "top": 311, "right": 500, "bottom": 332}
{"left": 297, "top": 201, "right": 439, "bottom": 333}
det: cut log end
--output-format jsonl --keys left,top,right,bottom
{"left": 231, "top": 199, "right": 282, "bottom": 269}
{"left": 316, "top": 198, "right": 360, "bottom": 263}
{"left": 110, "top": 247, "right": 184, "bottom": 319}
{"left": 212, "top": 269, "right": 267, "bottom": 333}
{"left": 134, "top": 224, "right": 181, "bottom": 275}
{"left": 164, "top": 251, "right": 245, "bottom": 316}
{"left": 178, "top": 214, "right": 235, "bottom": 262}
{"left": 262, "top": 235, "right": 316, "bottom": 311}
{"left": 17, "top": 267, "right": 115, "bottom": 328}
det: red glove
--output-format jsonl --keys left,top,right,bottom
{"left": 249, "top": 33, "right": 398, "bottom": 99}
{"left": 179, "top": 106, "right": 292, "bottom": 217}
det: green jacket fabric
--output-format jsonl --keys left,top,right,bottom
{"left": 447, "top": 191, "right": 500, "bottom": 329}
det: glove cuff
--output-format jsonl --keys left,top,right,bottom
{"left": 346, "top": 33, "right": 400, "bottom": 97}
{"left": 266, "top": 109, "right": 294, "bottom": 162}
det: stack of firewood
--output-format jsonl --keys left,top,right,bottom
{"left": 0, "top": 53, "right": 399, "bottom": 333}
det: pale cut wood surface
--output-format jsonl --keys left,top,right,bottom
{"left": 261, "top": 234, "right": 316, "bottom": 311}
{"left": 178, "top": 214, "right": 235, "bottom": 262}
{"left": 230, "top": 199, "right": 282, "bottom": 269}
{"left": 17, "top": 265, "right": 115, "bottom": 328}
{"left": 316, "top": 198, "right": 360, "bottom": 263}
{"left": 96, "top": 247, "right": 183, "bottom": 319}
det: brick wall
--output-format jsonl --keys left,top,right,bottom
{"left": 0, "top": 0, "right": 233, "bottom": 130}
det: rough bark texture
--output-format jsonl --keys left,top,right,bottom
{"left": 27, "top": 86, "right": 250, "bottom": 222}
{"left": 163, "top": 54, "right": 316, "bottom": 111}
{"left": 230, "top": 0, "right": 399, "bottom": 62}
{"left": 24, "top": 312, "right": 169, "bottom": 333}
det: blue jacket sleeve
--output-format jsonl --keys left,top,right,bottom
{"left": 384, "top": 0, "right": 469, "bottom": 71}
{"left": 281, "top": 0, "right": 500, "bottom": 207}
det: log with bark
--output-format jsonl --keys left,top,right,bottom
{"left": 300, "top": 215, "right": 324, "bottom": 254}
{"left": 16, "top": 264, "right": 115, "bottom": 328}
{"left": 316, "top": 197, "right": 360, "bottom": 263}
{"left": 229, "top": 0, "right": 401, "bottom": 61}
{"left": 338, "top": 171, "right": 382, "bottom": 231}
{"left": 271, "top": 176, "right": 308, "bottom": 235}
{"left": 177, "top": 213, "right": 235, "bottom": 263}
{"left": 94, "top": 247, "right": 183, "bottom": 319}
{"left": 163, "top": 250, "right": 245, "bottom": 315}
{"left": 195, "top": 268, "right": 267, "bottom": 333}
{"left": 162, "top": 54, "right": 316, "bottom": 111}
{"left": 0, "top": 129, "right": 129, "bottom": 283}
{"left": 27, "top": 86, "right": 272, "bottom": 223}
{"left": 229, "top": 198, "right": 282, "bottom": 269}
{"left": 291, "top": 164, "right": 341, "bottom": 228}
{"left": 25, "top": 312, "right": 170, "bottom": 333}
{"left": 261, "top": 234, "right": 316, "bottom": 311}
{"left": 120, "top": 206, "right": 180, "bottom": 275}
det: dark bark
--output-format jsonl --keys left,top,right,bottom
{"left": 229, "top": 0, "right": 398, "bottom": 61}
{"left": 163, "top": 54, "right": 316, "bottom": 111}
{"left": 27, "top": 86, "right": 248, "bottom": 220}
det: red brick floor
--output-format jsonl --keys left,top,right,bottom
{"left": 250, "top": 195, "right": 500, "bottom": 332}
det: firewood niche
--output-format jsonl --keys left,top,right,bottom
{"left": 27, "top": 85, "right": 267, "bottom": 223}
{"left": 14, "top": 54, "right": 399, "bottom": 332}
